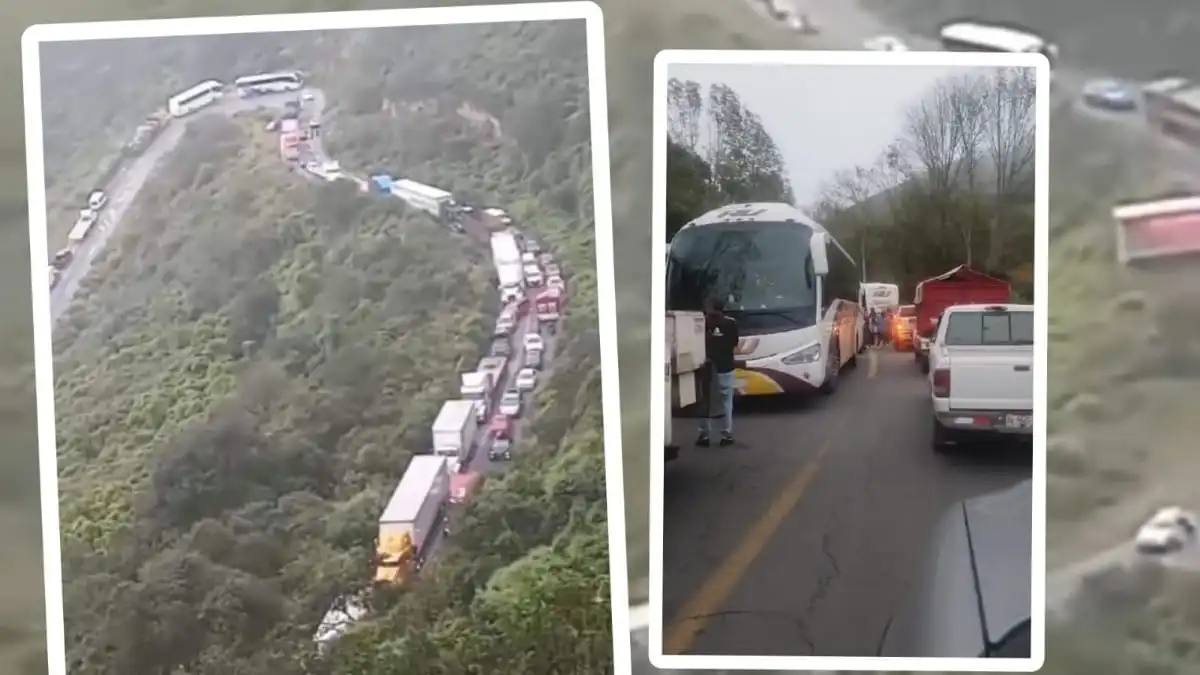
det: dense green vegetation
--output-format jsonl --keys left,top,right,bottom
{"left": 47, "top": 20, "right": 610, "bottom": 674}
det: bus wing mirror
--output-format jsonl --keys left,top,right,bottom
{"left": 810, "top": 232, "right": 830, "bottom": 275}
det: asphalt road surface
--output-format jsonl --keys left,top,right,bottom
{"left": 661, "top": 349, "right": 1031, "bottom": 657}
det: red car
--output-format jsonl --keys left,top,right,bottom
{"left": 490, "top": 414, "right": 513, "bottom": 440}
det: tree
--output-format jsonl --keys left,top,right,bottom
{"left": 811, "top": 67, "right": 1036, "bottom": 297}
{"left": 664, "top": 78, "right": 794, "bottom": 239}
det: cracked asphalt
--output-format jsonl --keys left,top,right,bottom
{"left": 662, "top": 349, "right": 1031, "bottom": 657}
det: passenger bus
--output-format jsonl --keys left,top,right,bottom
{"left": 859, "top": 282, "right": 900, "bottom": 313}
{"left": 938, "top": 22, "right": 1058, "bottom": 67}
{"left": 666, "top": 202, "right": 863, "bottom": 397}
{"left": 234, "top": 71, "right": 304, "bottom": 97}
{"left": 167, "top": 80, "right": 225, "bottom": 117}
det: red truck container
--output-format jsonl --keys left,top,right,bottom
{"left": 912, "top": 265, "right": 1011, "bottom": 371}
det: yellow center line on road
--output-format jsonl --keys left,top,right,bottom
{"left": 664, "top": 409, "right": 851, "bottom": 654}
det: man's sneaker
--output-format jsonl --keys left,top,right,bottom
{"left": 719, "top": 433, "right": 734, "bottom": 446}
{"left": 696, "top": 433, "right": 711, "bottom": 447}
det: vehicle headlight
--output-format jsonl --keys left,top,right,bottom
{"left": 781, "top": 342, "right": 822, "bottom": 365}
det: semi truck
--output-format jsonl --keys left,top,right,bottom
{"left": 432, "top": 400, "right": 479, "bottom": 465}
{"left": 1111, "top": 194, "right": 1200, "bottom": 268}
{"left": 390, "top": 179, "right": 453, "bottom": 220}
{"left": 460, "top": 372, "right": 493, "bottom": 411}
{"left": 491, "top": 232, "right": 524, "bottom": 303}
{"left": 665, "top": 311, "right": 707, "bottom": 462}
{"left": 67, "top": 209, "right": 98, "bottom": 244}
{"left": 476, "top": 355, "right": 509, "bottom": 394}
{"left": 279, "top": 131, "right": 301, "bottom": 162}
{"left": 375, "top": 455, "right": 450, "bottom": 584}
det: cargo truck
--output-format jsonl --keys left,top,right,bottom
{"left": 492, "top": 231, "right": 525, "bottom": 303}
{"left": 390, "top": 179, "right": 453, "bottom": 220}
{"left": 477, "top": 355, "right": 508, "bottom": 394}
{"left": 665, "top": 311, "right": 707, "bottom": 462}
{"left": 67, "top": 209, "right": 98, "bottom": 244}
{"left": 912, "top": 265, "right": 1011, "bottom": 373}
{"left": 432, "top": 400, "right": 479, "bottom": 465}
{"left": 375, "top": 455, "right": 450, "bottom": 584}
{"left": 535, "top": 287, "right": 563, "bottom": 333}
{"left": 1112, "top": 194, "right": 1200, "bottom": 268}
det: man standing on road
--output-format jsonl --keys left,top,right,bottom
{"left": 699, "top": 297, "right": 738, "bottom": 447}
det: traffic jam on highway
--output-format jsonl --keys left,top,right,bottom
{"left": 46, "top": 69, "right": 572, "bottom": 653}
{"left": 660, "top": 203, "right": 1038, "bottom": 659}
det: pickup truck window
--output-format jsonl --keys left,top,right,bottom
{"left": 943, "top": 310, "right": 1034, "bottom": 346}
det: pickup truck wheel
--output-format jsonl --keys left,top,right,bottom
{"left": 819, "top": 346, "right": 839, "bottom": 395}
{"left": 931, "top": 417, "right": 951, "bottom": 453}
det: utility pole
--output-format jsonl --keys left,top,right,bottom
{"left": 860, "top": 236, "right": 867, "bottom": 281}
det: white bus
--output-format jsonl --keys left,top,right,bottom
{"left": 234, "top": 71, "right": 304, "bottom": 97}
{"left": 167, "top": 80, "right": 225, "bottom": 117}
{"left": 666, "top": 202, "right": 864, "bottom": 397}
{"left": 938, "top": 22, "right": 1058, "bottom": 66}
{"left": 859, "top": 282, "right": 900, "bottom": 313}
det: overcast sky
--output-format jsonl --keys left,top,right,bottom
{"left": 667, "top": 63, "right": 1005, "bottom": 206}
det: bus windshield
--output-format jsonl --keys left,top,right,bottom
{"left": 667, "top": 220, "right": 818, "bottom": 332}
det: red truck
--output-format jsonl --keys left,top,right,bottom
{"left": 535, "top": 287, "right": 563, "bottom": 334}
{"left": 912, "top": 265, "right": 1011, "bottom": 373}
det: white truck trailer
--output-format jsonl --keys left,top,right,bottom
{"left": 476, "top": 355, "right": 508, "bottom": 394}
{"left": 490, "top": 231, "right": 525, "bottom": 302}
{"left": 432, "top": 400, "right": 479, "bottom": 463}
{"left": 665, "top": 311, "right": 706, "bottom": 462}
{"left": 390, "top": 179, "right": 454, "bottom": 220}
{"left": 378, "top": 455, "right": 450, "bottom": 558}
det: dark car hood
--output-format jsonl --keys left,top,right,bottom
{"left": 880, "top": 479, "right": 1032, "bottom": 658}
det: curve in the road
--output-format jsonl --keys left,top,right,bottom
{"left": 49, "top": 80, "right": 564, "bottom": 596}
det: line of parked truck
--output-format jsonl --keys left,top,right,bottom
{"left": 364, "top": 207, "right": 567, "bottom": 596}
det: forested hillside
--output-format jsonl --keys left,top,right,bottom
{"left": 47, "top": 19, "right": 611, "bottom": 675}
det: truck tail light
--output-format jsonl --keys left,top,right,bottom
{"left": 932, "top": 368, "right": 951, "bottom": 398}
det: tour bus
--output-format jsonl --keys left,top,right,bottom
{"left": 859, "top": 282, "right": 900, "bottom": 313}
{"left": 666, "top": 202, "right": 863, "bottom": 397}
{"left": 234, "top": 71, "right": 304, "bottom": 97}
{"left": 938, "top": 22, "right": 1058, "bottom": 67}
{"left": 167, "top": 80, "right": 225, "bottom": 117}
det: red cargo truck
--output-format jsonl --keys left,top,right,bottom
{"left": 912, "top": 265, "right": 1011, "bottom": 372}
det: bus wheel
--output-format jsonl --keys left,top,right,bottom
{"left": 819, "top": 346, "right": 839, "bottom": 395}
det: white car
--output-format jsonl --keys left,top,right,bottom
{"left": 864, "top": 35, "right": 908, "bottom": 51}
{"left": 1135, "top": 506, "right": 1198, "bottom": 555}
{"left": 498, "top": 390, "right": 522, "bottom": 417}
{"left": 524, "top": 264, "right": 543, "bottom": 287}
{"left": 523, "top": 332, "right": 544, "bottom": 354}
{"left": 547, "top": 275, "right": 564, "bottom": 290}
{"left": 87, "top": 190, "right": 108, "bottom": 210}
{"left": 521, "top": 251, "right": 537, "bottom": 265}
{"left": 301, "top": 91, "right": 315, "bottom": 101}
{"left": 488, "top": 436, "right": 512, "bottom": 461}
{"left": 473, "top": 399, "right": 488, "bottom": 424}
{"left": 78, "top": 208, "right": 97, "bottom": 226}
{"left": 516, "top": 367, "right": 537, "bottom": 392}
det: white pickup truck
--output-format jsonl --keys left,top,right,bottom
{"left": 928, "top": 304, "right": 1034, "bottom": 453}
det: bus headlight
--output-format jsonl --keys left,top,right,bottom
{"left": 781, "top": 342, "right": 822, "bottom": 365}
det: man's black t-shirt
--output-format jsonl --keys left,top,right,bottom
{"left": 706, "top": 314, "right": 739, "bottom": 373}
